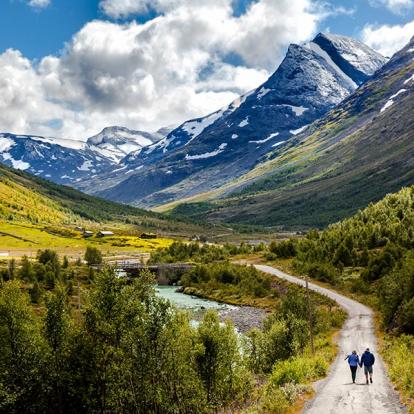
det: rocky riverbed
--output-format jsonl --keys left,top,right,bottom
{"left": 219, "top": 306, "right": 268, "bottom": 333}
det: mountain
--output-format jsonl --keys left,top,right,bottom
{"left": 170, "top": 36, "right": 414, "bottom": 228}
{"left": 0, "top": 127, "right": 165, "bottom": 186}
{"left": 86, "top": 126, "right": 163, "bottom": 163}
{"left": 95, "top": 33, "right": 386, "bottom": 207}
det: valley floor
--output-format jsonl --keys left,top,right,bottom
{"left": 256, "top": 264, "right": 406, "bottom": 414}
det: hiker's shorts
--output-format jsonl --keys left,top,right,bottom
{"left": 364, "top": 365, "right": 373, "bottom": 375}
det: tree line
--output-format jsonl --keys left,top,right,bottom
{"left": 267, "top": 186, "right": 414, "bottom": 334}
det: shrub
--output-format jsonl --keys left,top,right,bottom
{"left": 84, "top": 247, "right": 103, "bottom": 266}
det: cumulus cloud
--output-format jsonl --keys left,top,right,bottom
{"left": 28, "top": 0, "right": 51, "bottom": 8}
{"left": 0, "top": 0, "right": 326, "bottom": 140}
{"left": 369, "top": 0, "right": 414, "bottom": 14}
{"left": 361, "top": 20, "right": 414, "bottom": 57}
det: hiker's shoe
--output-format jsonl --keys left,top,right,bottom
{"left": 370, "top": 378, "right": 373, "bottom": 384}
{"left": 366, "top": 380, "right": 369, "bottom": 385}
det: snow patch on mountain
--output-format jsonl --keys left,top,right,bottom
{"left": 0, "top": 137, "right": 15, "bottom": 152}
{"left": 78, "top": 160, "right": 93, "bottom": 171}
{"left": 249, "top": 132, "right": 280, "bottom": 144}
{"left": 239, "top": 118, "right": 249, "bottom": 128}
{"left": 185, "top": 143, "right": 227, "bottom": 160}
{"left": 381, "top": 89, "right": 408, "bottom": 113}
{"left": 2, "top": 153, "right": 30, "bottom": 170}
{"left": 282, "top": 105, "right": 308, "bottom": 116}
{"left": 257, "top": 88, "right": 271, "bottom": 99}
{"left": 404, "top": 74, "right": 414, "bottom": 85}
{"left": 290, "top": 125, "right": 309, "bottom": 135}
{"left": 184, "top": 111, "right": 225, "bottom": 144}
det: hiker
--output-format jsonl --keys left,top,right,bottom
{"left": 344, "top": 350, "right": 359, "bottom": 383}
{"left": 360, "top": 347, "right": 375, "bottom": 384}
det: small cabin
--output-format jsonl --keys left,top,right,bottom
{"left": 140, "top": 232, "right": 157, "bottom": 240}
{"left": 97, "top": 231, "right": 114, "bottom": 237}
{"left": 75, "top": 226, "right": 84, "bottom": 232}
{"left": 83, "top": 230, "right": 94, "bottom": 238}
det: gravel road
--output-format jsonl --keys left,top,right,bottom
{"left": 255, "top": 264, "right": 406, "bottom": 414}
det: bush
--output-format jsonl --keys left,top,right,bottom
{"left": 306, "top": 262, "right": 339, "bottom": 284}
{"left": 269, "top": 240, "right": 297, "bottom": 258}
{"left": 269, "top": 355, "right": 328, "bottom": 387}
{"left": 84, "top": 247, "right": 103, "bottom": 266}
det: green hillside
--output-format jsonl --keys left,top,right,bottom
{"left": 0, "top": 163, "right": 232, "bottom": 255}
{"left": 170, "top": 40, "right": 414, "bottom": 229}
{"left": 0, "top": 163, "right": 162, "bottom": 225}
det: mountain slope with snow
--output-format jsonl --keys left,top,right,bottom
{"left": 96, "top": 33, "right": 386, "bottom": 207}
{"left": 172, "top": 36, "right": 414, "bottom": 228}
{"left": 0, "top": 127, "right": 165, "bottom": 186}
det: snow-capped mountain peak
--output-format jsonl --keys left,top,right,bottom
{"left": 86, "top": 126, "right": 162, "bottom": 162}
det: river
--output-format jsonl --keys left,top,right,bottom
{"left": 155, "top": 285, "right": 268, "bottom": 333}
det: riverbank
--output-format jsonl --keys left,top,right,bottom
{"left": 156, "top": 285, "right": 268, "bottom": 333}
{"left": 218, "top": 305, "right": 268, "bottom": 333}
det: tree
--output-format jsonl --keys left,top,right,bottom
{"left": 7, "top": 259, "right": 16, "bottom": 280}
{"left": 37, "top": 250, "right": 61, "bottom": 278}
{"left": 0, "top": 281, "right": 46, "bottom": 413}
{"left": 43, "top": 288, "right": 70, "bottom": 414}
{"left": 19, "top": 256, "right": 35, "bottom": 281}
{"left": 29, "top": 280, "right": 42, "bottom": 303}
{"left": 84, "top": 247, "right": 103, "bottom": 266}
{"left": 195, "top": 310, "right": 252, "bottom": 409}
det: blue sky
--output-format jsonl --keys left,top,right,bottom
{"left": 0, "top": 0, "right": 412, "bottom": 59}
{"left": 0, "top": 0, "right": 413, "bottom": 139}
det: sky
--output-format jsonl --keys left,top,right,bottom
{"left": 0, "top": 0, "right": 413, "bottom": 140}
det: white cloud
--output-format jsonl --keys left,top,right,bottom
{"left": 28, "top": 0, "right": 51, "bottom": 8}
{"left": 361, "top": 20, "right": 414, "bottom": 57}
{"left": 369, "top": 0, "right": 414, "bottom": 14}
{"left": 0, "top": 0, "right": 326, "bottom": 140}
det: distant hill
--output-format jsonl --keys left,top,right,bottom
{"left": 0, "top": 162, "right": 171, "bottom": 227}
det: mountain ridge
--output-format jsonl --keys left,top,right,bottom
{"left": 94, "top": 32, "right": 386, "bottom": 207}
{"left": 169, "top": 36, "right": 414, "bottom": 228}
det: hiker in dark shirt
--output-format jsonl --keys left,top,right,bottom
{"left": 344, "top": 350, "right": 360, "bottom": 383}
{"left": 360, "top": 348, "right": 375, "bottom": 384}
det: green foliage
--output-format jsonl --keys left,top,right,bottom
{"left": 37, "top": 249, "right": 61, "bottom": 279}
{"left": 0, "top": 282, "right": 45, "bottom": 413}
{"left": 195, "top": 311, "right": 252, "bottom": 408}
{"left": 383, "top": 335, "right": 414, "bottom": 405}
{"left": 269, "top": 239, "right": 297, "bottom": 258}
{"left": 18, "top": 256, "right": 35, "bottom": 282}
{"left": 0, "top": 267, "right": 256, "bottom": 413}
{"left": 84, "top": 246, "right": 103, "bottom": 266}
{"left": 182, "top": 263, "right": 272, "bottom": 299}
{"left": 29, "top": 281, "right": 42, "bottom": 304}
{"left": 269, "top": 355, "right": 328, "bottom": 387}
{"left": 149, "top": 241, "right": 255, "bottom": 265}
{"left": 281, "top": 186, "right": 414, "bottom": 334}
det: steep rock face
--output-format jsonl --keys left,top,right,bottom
{"left": 178, "top": 36, "right": 414, "bottom": 228}
{"left": 97, "top": 33, "right": 386, "bottom": 206}
{"left": 0, "top": 127, "right": 165, "bottom": 186}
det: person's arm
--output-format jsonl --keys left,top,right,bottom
{"left": 372, "top": 354, "right": 375, "bottom": 365}
{"left": 344, "top": 355, "right": 349, "bottom": 360}
{"left": 360, "top": 354, "right": 364, "bottom": 367}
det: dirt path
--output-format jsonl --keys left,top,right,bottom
{"left": 255, "top": 264, "right": 406, "bottom": 414}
